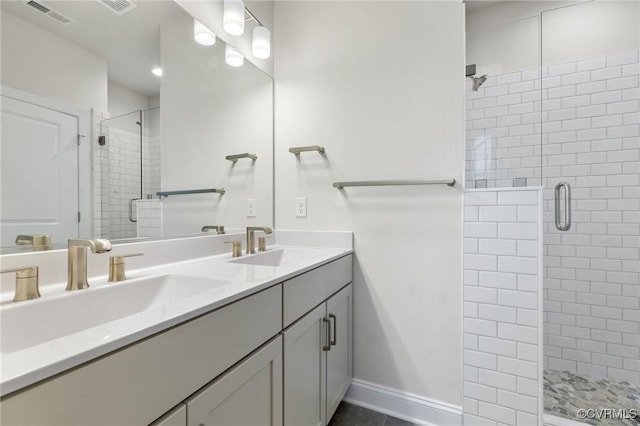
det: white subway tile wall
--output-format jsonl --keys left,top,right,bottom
{"left": 106, "top": 126, "right": 141, "bottom": 239}
{"left": 466, "top": 50, "right": 640, "bottom": 386}
{"left": 92, "top": 109, "right": 110, "bottom": 238}
{"left": 463, "top": 189, "right": 542, "bottom": 426}
{"left": 466, "top": 49, "right": 639, "bottom": 191}
{"left": 136, "top": 199, "right": 162, "bottom": 238}
{"left": 92, "top": 113, "right": 161, "bottom": 240}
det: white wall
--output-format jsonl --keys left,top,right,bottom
{"left": 541, "top": 1, "right": 640, "bottom": 66}
{"left": 108, "top": 82, "right": 152, "bottom": 118}
{"left": 274, "top": 1, "right": 465, "bottom": 407}
{"left": 466, "top": 1, "right": 640, "bottom": 75}
{"left": 176, "top": 0, "right": 274, "bottom": 76}
{"left": 466, "top": 16, "right": 539, "bottom": 77}
{"left": 465, "top": 1, "right": 574, "bottom": 33}
{"left": 0, "top": 11, "right": 108, "bottom": 111}
{"left": 161, "top": 10, "right": 273, "bottom": 235}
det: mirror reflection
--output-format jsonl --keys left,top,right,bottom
{"left": 0, "top": 0, "right": 273, "bottom": 251}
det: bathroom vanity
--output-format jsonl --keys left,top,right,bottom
{"left": 0, "top": 234, "right": 353, "bottom": 426}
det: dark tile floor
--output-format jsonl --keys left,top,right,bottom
{"left": 328, "top": 402, "right": 418, "bottom": 426}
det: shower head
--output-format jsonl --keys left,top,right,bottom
{"left": 469, "top": 75, "right": 488, "bottom": 91}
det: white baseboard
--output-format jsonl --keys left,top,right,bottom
{"left": 343, "top": 379, "right": 462, "bottom": 426}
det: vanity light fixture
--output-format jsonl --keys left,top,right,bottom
{"left": 193, "top": 19, "right": 216, "bottom": 46}
{"left": 252, "top": 25, "right": 270, "bottom": 59}
{"left": 223, "top": 0, "right": 245, "bottom": 36}
{"left": 225, "top": 45, "right": 244, "bottom": 67}
{"left": 244, "top": 7, "right": 270, "bottom": 59}
{"left": 151, "top": 67, "right": 163, "bottom": 77}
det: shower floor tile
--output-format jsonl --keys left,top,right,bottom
{"left": 544, "top": 369, "right": 640, "bottom": 426}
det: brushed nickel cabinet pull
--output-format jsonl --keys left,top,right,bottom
{"left": 323, "top": 317, "right": 331, "bottom": 351}
{"left": 329, "top": 313, "right": 337, "bottom": 346}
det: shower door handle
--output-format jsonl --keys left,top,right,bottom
{"left": 128, "top": 198, "right": 140, "bottom": 223}
{"left": 554, "top": 182, "right": 571, "bottom": 231}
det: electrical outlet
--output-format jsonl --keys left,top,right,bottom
{"left": 247, "top": 199, "right": 256, "bottom": 217}
{"left": 295, "top": 197, "right": 307, "bottom": 218}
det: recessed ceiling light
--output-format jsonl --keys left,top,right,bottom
{"left": 152, "top": 67, "right": 163, "bottom": 77}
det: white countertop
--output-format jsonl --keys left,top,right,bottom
{"left": 0, "top": 244, "right": 352, "bottom": 396}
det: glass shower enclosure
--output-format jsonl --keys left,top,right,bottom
{"left": 465, "top": 1, "right": 639, "bottom": 424}
{"left": 540, "top": 2, "right": 639, "bottom": 421}
{"left": 98, "top": 107, "right": 161, "bottom": 240}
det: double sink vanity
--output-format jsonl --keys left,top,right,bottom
{"left": 0, "top": 230, "right": 354, "bottom": 426}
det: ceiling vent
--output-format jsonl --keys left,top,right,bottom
{"left": 97, "top": 0, "right": 137, "bottom": 16}
{"left": 24, "top": 0, "right": 74, "bottom": 25}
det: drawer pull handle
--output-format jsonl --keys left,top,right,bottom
{"left": 323, "top": 317, "right": 331, "bottom": 351}
{"left": 329, "top": 313, "right": 337, "bottom": 346}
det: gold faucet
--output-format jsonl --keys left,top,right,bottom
{"left": 1, "top": 266, "right": 40, "bottom": 302}
{"left": 201, "top": 225, "right": 225, "bottom": 235}
{"left": 66, "top": 239, "right": 112, "bottom": 291}
{"left": 108, "top": 253, "right": 143, "bottom": 282}
{"left": 15, "top": 234, "right": 52, "bottom": 250}
{"left": 246, "top": 227, "right": 272, "bottom": 255}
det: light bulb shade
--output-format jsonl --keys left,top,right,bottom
{"left": 252, "top": 26, "right": 270, "bottom": 59}
{"left": 223, "top": 0, "right": 245, "bottom": 36}
{"left": 194, "top": 19, "right": 216, "bottom": 46}
{"left": 225, "top": 45, "right": 244, "bottom": 67}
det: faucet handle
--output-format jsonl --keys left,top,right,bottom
{"left": 108, "top": 253, "right": 143, "bottom": 282}
{"left": 225, "top": 241, "right": 243, "bottom": 257}
{"left": 15, "top": 234, "right": 52, "bottom": 250}
{"left": 202, "top": 225, "right": 225, "bottom": 235}
{"left": 1, "top": 266, "right": 40, "bottom": 302}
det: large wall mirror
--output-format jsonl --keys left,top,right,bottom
{"left": 0, "top": 0, "right": 273, "bottom": 251}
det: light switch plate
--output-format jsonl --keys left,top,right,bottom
{"left": 247, "top": 199, "right": 256, "bottom": 217}
{"left": 295, "top": 197, "right": 307, "bottom": 218}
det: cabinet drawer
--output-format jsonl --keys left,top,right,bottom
{"left": 0, "top": 285, "right": 282, "bottom": 426}
{"left": 283, "top": 255, "right": 352, "bottom": 328}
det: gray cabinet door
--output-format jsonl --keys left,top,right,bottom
{"left": 283, "top": 303, "right": 328, "bottom": 426}
{"left": 186, "top": 336, "right": 283, "bottom": 426}
{"left": 326, "top": 284, "right": 353, "bottom": 422}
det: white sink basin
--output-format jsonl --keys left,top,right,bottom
{"left": 229, "top": 248, "right": 330, "bottom": 267}
{"left": 0, "top": 274, "right": 231, "bottom": 354}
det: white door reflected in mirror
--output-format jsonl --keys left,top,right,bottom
{"left": 1, "top": 95, "right": 81, "bottom": 246}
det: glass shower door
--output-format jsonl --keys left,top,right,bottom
{"left": 540, "top": 1, "right": 640, "bottom": 421}
{"left": 100, "top": 110, "right": 143, "bottom": 240}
